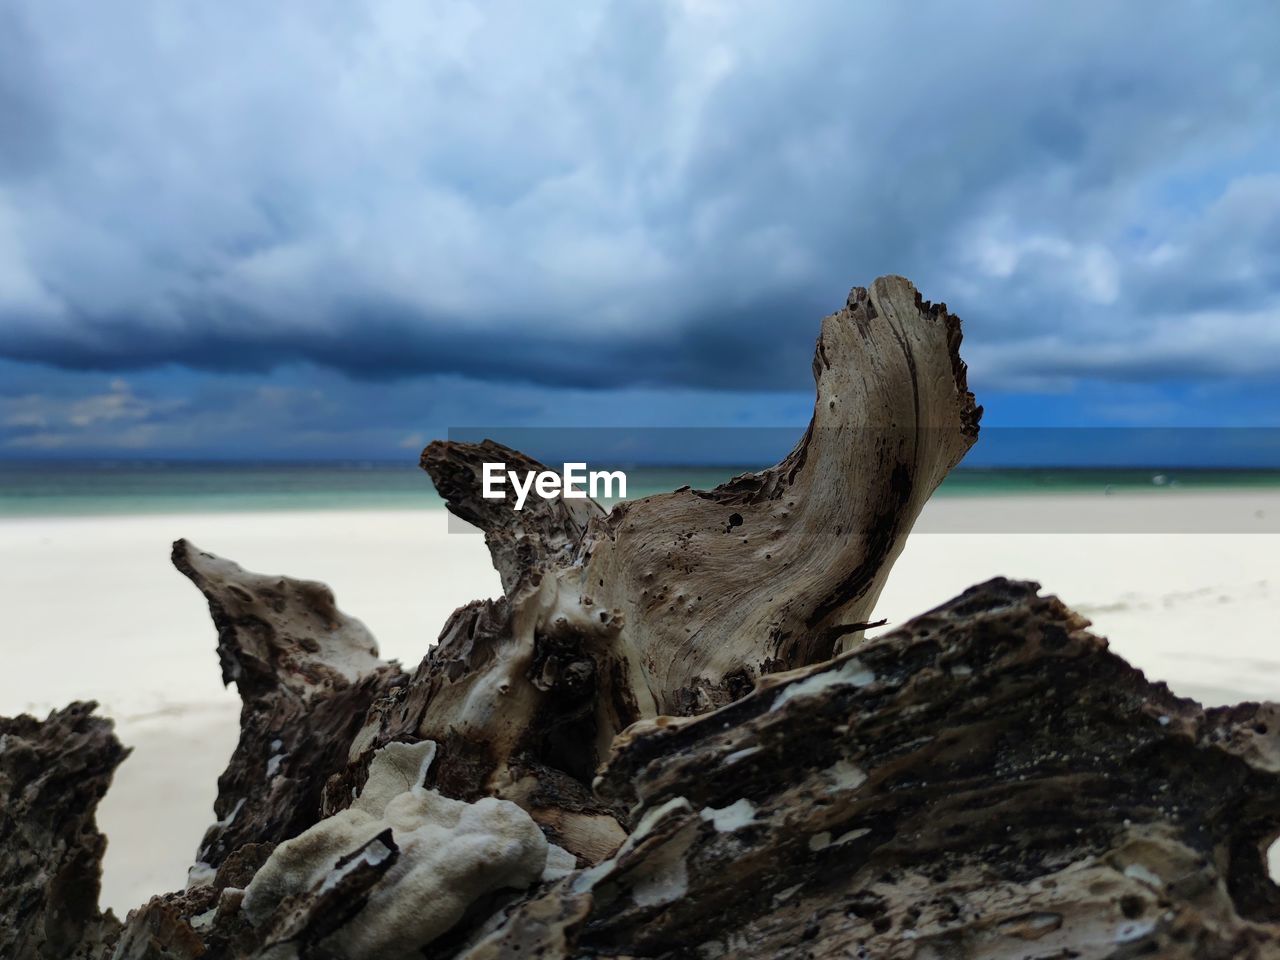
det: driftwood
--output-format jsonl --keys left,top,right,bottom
{"left": 3, "top": 276, "right": 1279, "bottom": 959}
{"left": 169, "top": 543, "right": 408, "bottom": 881}
{"left": 0, "top": 703, "right": 128, "bottom": 960}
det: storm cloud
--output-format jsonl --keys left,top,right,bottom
{"left": 0, "top": 0, "right": 1276, "bottom": 394}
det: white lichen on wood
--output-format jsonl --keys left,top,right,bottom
{"left": 243, "top": 739, "right": 550, "bottom": 958}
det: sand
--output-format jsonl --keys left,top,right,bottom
{"left": 1, "top": 490, "right": 1277, "bottom": 915}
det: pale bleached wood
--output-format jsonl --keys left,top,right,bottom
{"left": 419, "top": 276, "right": 981, "bottom": 778}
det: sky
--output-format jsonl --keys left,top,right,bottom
{"left": 1, "top": 0, "right": 1279, "bottom": 460}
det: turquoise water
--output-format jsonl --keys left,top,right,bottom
{"left": 2, "top": 461, "right": 1279, "bottom": 517}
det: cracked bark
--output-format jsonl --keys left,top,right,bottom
{"left": 0, "top": 702, "right": 128, "bottom": 960}
{"left": 463, "top": 579, "right": 1280, "bottom": 959}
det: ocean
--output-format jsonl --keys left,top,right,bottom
{"left": 3, "top": 460, "right": 1280, "bottom": 517}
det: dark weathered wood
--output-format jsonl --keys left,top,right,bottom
{"left": 463, "top": 579, "right": 1280, "bottom": 959}
{"left": 420, "top": 438, "right": 605, "bottom": 596}
{"left": 0, "top": 702, "right": 128, "bottom": 960}
{"left": 321, "top": 595, "right": 628, "bottom": 866}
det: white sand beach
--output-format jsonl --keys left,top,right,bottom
{"left": 2, "top": 491, "right": 1278, "bottom": 915}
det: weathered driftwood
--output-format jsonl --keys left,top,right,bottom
{"left": 407, "top": 276, "right": 981, "bottom": 827}
{"left": 4, "top": 276, "right": 1280, "bottom": 959}
{"left": 459, "top": 579, "right": 1280, "bottom": 959}
{"left": 0, "top": 702, "right": 128, "bottom": 960}
{"left": 170, "top": 542, "right": 408, "bottom": 881}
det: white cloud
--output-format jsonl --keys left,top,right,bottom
{"left": 0, "top": 377, "right": 186, "bottom": 449}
